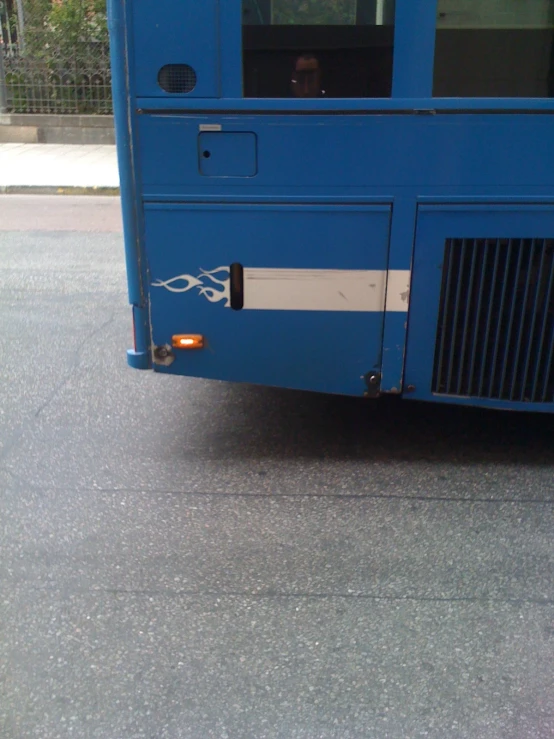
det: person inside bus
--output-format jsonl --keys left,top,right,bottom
{"left": 291, "top": 54, "right": 326, "bottom": 98}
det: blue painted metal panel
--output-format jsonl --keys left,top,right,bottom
{"left": 132, "top": 110, "right": 554, "bottom": 400}
{"left": 198, "top": 133, "right": 258, "bottom": 177}
{"left": 404, "top": 206, "right": 554, "bottom": 411}
{"left": 107, "top": 0, "right": 151, "bottom": 368}
{"left": 131, "top": 0, "right": 219, "bottom": 98}
{"left": 219, "top": 1, "right": 243, "bottom": 98}
{"left": 136, "top": 98, "right": 554, "bottom": 111}
{"left": 144, "top": 204, "right": 392, "bottom": 396}
{"left": 136, "top": 114, "right": 554, "bottom": 194}
{"left": 392, "top": 0, "right": 437, "bottom": 98}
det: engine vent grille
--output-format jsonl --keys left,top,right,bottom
{"left": 432, "top": 238, "right": 554, "bottom": 403}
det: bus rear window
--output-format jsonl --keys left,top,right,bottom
{"left": 242, "top": 0, "right": 395, "bottom": 99}
{"left": 434, "top": 0, "right": 554, "bottom": 98}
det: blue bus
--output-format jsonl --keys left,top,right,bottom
{"left": 108, "top": 0, "right": 554, "bottom": 412}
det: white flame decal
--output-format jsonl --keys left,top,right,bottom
{"left": 152, "top": 267, "right": 231, "bottom": 307}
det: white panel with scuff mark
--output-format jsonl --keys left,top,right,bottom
{"left": 242, "top": 268, "right": 387, "bottom": 312}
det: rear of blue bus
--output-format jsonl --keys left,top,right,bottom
{"left": 108, "top": 0, "right": 554, "bottom": 412}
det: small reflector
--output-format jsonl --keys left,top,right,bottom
{"left": 172, "top": 334, "right": 204, "bottom": 349}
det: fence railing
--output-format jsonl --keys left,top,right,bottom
{"left": 1, "top": 42, "right": 112, "bottom": 114}
{"left": 1, "top": 4, "right": 112, "bottom": 116}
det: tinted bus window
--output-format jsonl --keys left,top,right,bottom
{"left": 434, "top": 0, "right": 554, "bottom": 97}
{"left": 242, "top": 0, "right": 395, "bottom": 98}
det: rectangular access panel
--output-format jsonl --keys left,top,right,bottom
{"left": 144, "top": 203, "right": 392, "bottom": 396}
{"left": 405, "top": 205, "right": 554, "bottom": 411}
{"left": 198, "top": 133, "right": 258, "bottom": 177}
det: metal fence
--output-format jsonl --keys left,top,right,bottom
{"left": 0, "top": 2, "right": 112, "bottom": 115}
{"left": 1, "top": 42, "right": 112, "bottom": 114}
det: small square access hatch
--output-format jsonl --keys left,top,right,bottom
{"left": 198, "top": 132, "right": 258, "bottom": 177}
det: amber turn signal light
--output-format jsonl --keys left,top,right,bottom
{"left": 172, "top": 334, "right": 204, "bottom": 350}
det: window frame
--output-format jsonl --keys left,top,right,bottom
{"left": 134, "top": 0, "right": 554, "bottom": 110}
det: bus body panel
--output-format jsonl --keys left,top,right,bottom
{"left": 405, "top": 206, "right": 554, "bottom": 411}
{"left": 109, "top": 0, "right": 554, "bottom": 410}
{"left": 135, "top": 113, "right": 554, "bottom": 196}
{"left": 145, "top": 203, "right": 395, "bottom": 396}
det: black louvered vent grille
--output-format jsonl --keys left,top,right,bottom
{"left": 158, "top": 64, "right": 197, "bottom": 93}
{"left": 432, "top": 238, "right": 554, "bottom": 403}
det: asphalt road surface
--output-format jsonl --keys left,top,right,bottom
{"left": 1, "top": 195, "right": 553, "bottom": 739}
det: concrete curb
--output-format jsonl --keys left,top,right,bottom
{"left": 0, "top": 185, "right": 120, "bottom": 196}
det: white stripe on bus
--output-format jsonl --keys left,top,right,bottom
{"left": 242, "top": 268, "right": 410, "bottom": 312}
{"left": 152, "top": 268, "right": 411, "bottom": 312}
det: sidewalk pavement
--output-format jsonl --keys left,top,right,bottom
{"left": 0, "top": 143, "right": 119, "bottom": 194}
